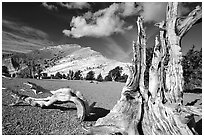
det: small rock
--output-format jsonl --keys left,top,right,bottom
{"left": 16, "top": 121, "right": 21, "bottom": 125}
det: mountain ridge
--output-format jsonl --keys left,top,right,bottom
{"left": 41, "top": 44, "right": 130, "bottom": 78}
{"left": 3, "top": 44, "right": 131, "bottom": 78}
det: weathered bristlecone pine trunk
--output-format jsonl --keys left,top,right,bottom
{"left": 9, "top": 82, "right": 90, "bottom": 121}
{"left": 86, "top": 2, "right": 202, "bottom": 135}
{"left": 8, "top": 2, "right": 201, "bottom": 134}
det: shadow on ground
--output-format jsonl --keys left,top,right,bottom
{"left": 42, "top": 105, "right": 77, "bottom": 111}
{"left": 184, "top": 88, "right": 202, "bottom": 94}
{"left": 4, "top": 103, "right": 77, "bottom": 111}
{"left": 195, "top": 119, "right": 202, "bottom": 135}
{"left": 85, "top": 107, "right": 110, "bottom": 121}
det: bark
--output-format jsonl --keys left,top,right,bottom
{"left": 87, "top": 16, "right": 146, "bottom": 135}
{"left": 87, "top": 2, "right": 202, "bottom": 135}
{"left": 164, "top": 2, "right": 202, "bottom": 105}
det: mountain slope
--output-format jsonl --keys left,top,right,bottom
{"left": 2, "top": 44, "right": 131, "bottom": 78}
{"left": 41, "top": 44, "right": 130, "bottom": 78}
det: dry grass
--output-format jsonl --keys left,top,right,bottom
{"left": 2, "top": 77, "right": 202, "bottom": 135}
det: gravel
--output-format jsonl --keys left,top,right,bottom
{"left": 2, "top": 77, "right": 202, "bottom": 135}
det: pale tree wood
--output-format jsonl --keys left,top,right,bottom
{"left": 143, "top": 2, "right": 202, "bottom": 134}
{"left": 86, "top": 16, "right": 146, "bottom": 135}
{"left": 148, "top": 36, "right": 162, "bottom": 102}
{"left": 138, "top": 17, "right": 147, "bottom": 99}
{"left": 141, "top": 30, "right": 196, "bottom": 134}
{"left": 177, "top": 5, "right": 202, "bottom": 37}
{"left": 87, "top": 2, "right": 202, "bottom": 135}
{"left": 9, "top": 84, "right": 90, "bottom": 121}
{"left": 164, "top": 2, "right": 202, "bottom": 105}
{"left": 159, "top": 30, "right": 168, "bottom": 103}
{"left": 165, "top": 2, "right": 184, "bottom": 104}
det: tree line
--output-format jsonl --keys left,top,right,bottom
{"left": 41, "top": 66, "right": 128, "bottom": 83}
{"left": 2, "top": 46, "right": 202, "bottom": 90}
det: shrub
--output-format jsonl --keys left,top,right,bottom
{"left": 104, "top": 75, "right": 112, "bottom": 81}
{"left": 55, "top": 72, "right": 63, "bottom": 79}
{"left": 74, "top": 70, "right": 83, "bottom": 80}
{"left": 96, "top": 73, "right": 103, "bottom": 82}
{"left": 184, "top": 88, "right": 202, "bottom": 94}
{"left": 62, "top": 74, "right": 67, "bottom": 79}
{"left": 182, "top": 46, "right": 202, "bottom": 91}
{"left": 118, "top": 74, "right": 128, "bottom": 83}
{"left": 85, "top": 71, "right": 95, "bottom": 80}
{"left": 107, "top": 66, "right": 123, "bottom": 81}
{"left": 17, "top": 67, "right": 30, "bottom": 78}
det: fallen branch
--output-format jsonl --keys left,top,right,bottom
{"left": 8, "top": 83, "right": 90, "bottom": 121}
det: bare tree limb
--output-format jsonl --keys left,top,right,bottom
{"left": 87, "top": 3, "right": 202, "bottom": 133}
{"left": 86, "top": 16, "right": 146, "bottom": 135}
{"left": 177, "top": 5, "right": 202, "bottom": 37}
{"left": 9, "top": 85, "right": 90, "bottom": 121}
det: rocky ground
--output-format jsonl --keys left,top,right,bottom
{"left": 2, "top": 77, "right": 202, "bottom": 135}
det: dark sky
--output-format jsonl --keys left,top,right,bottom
{"left": 2, "top": 2, "right": 202, "bottom": 62}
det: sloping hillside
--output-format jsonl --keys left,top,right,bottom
{"left": 41, "top": 44, "right": 130, "bottom": 78}
{"left": 2, "top": 44, "right": 130, "bottom": 78}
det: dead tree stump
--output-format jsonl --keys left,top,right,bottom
{"left": 87, "top": 2, "right": 202, "bottom": 135}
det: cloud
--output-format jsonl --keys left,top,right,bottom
{"left": 63, "top": 2, "right": 140, "bottom": 38}
{"left": 42, "top": 2, "right": 58, "bottom": 11}
{"left": 139, "top": 2, "right": 167, "bottom": 23}
{"left": 2, "top": 19, "right": 51, "bottom": 53}
{"left": 63, "top": 2, "right": 197, "bottom": 38}
{"left": 3, "top": 20, "right": 48, "bottom": 39}
{"left": 120, "top": 2, "right": 141, "bottom": 16}
{"left": 125, "top": 25, "right": 134, "bottom": 30}
{"left": 63, "top": 3, "right": 124, "bottom": 38}
{"left": 3, "top": 31, "right": 42, "bottom": 53}
{"left": 58, "top": 2, "right": 90, "bottom": 9}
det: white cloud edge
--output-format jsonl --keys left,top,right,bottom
{"left": 63, "top": 2, "right": 139, "bottom": 38}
